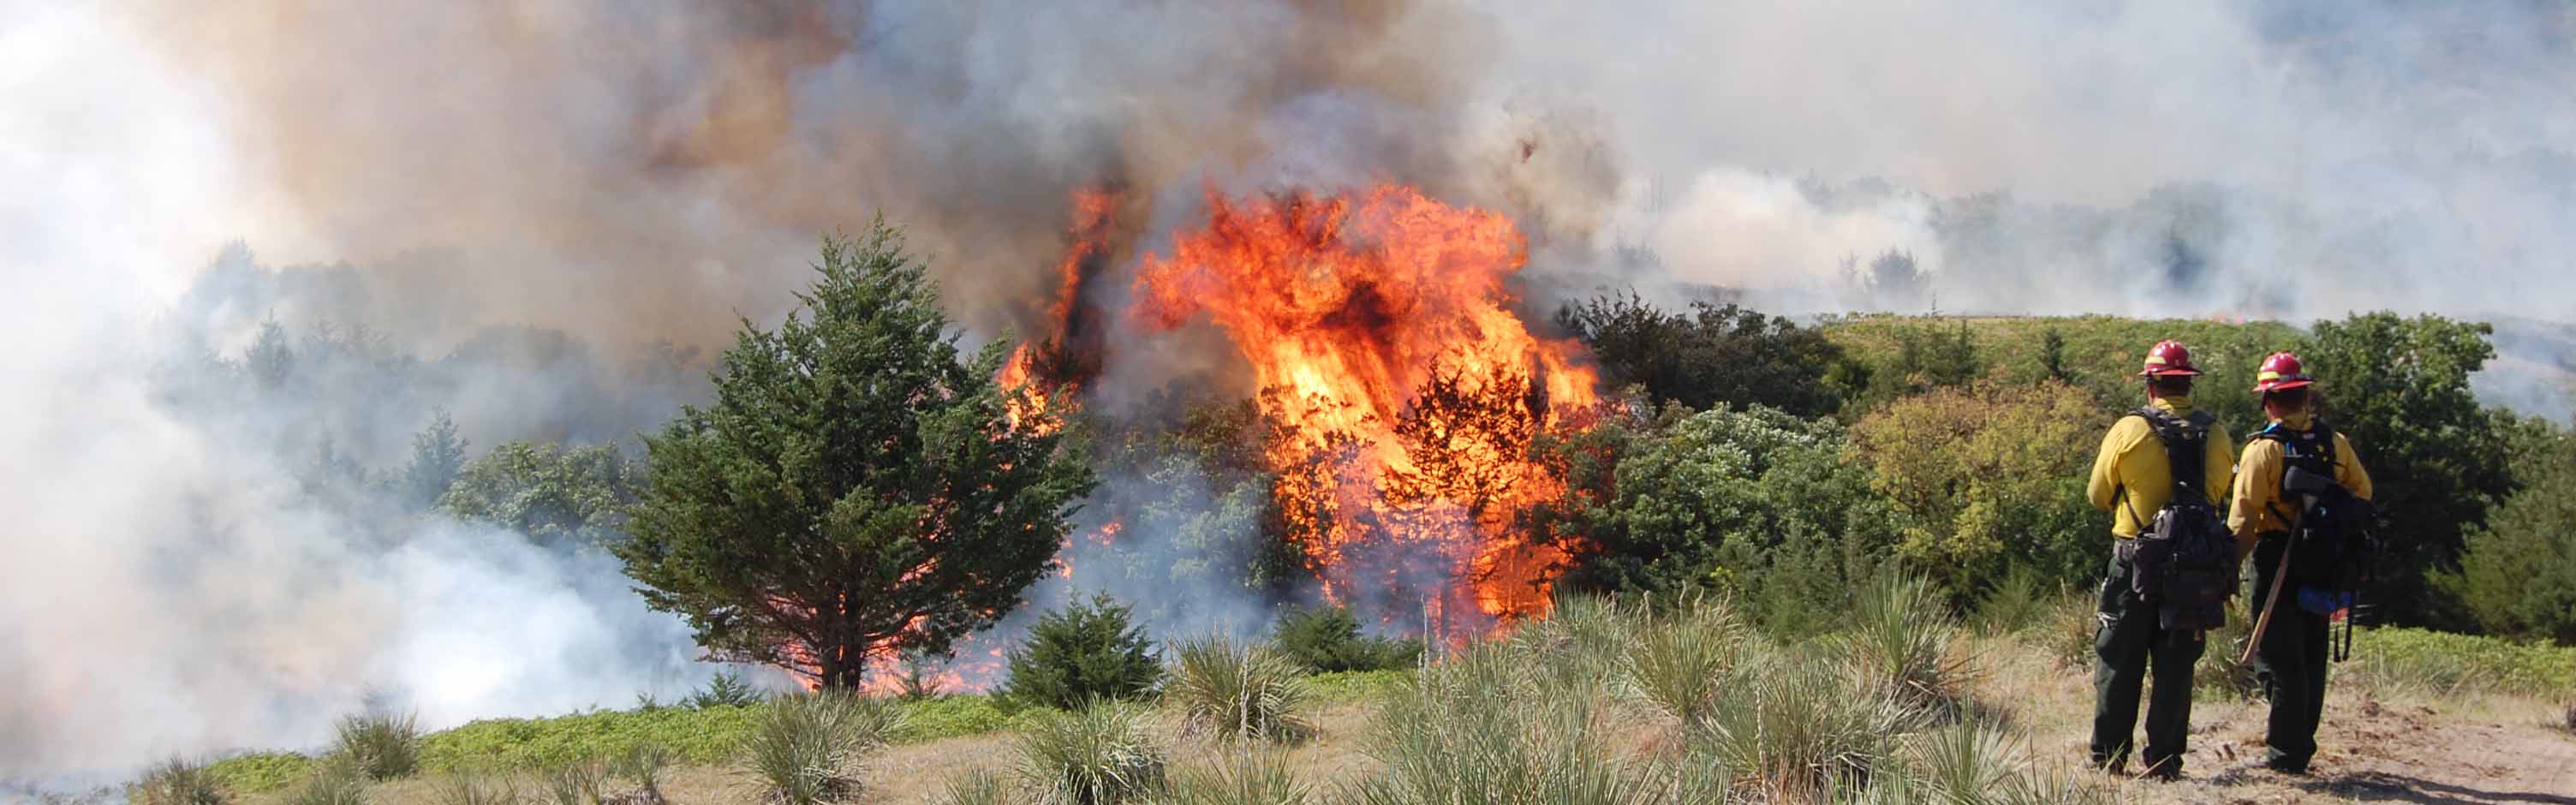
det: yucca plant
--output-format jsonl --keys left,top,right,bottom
{"left": 537, "top": 760, "right": 605, "bottom": 805}
{"left": 131, "top": 757, "right": 226, "bottom": 805}
{"left": 610, "top": 742, "right": 674, "bottom": 804}
{"left": 1902, "top": 721, "right": 2021, "bottom": 804}
{"left": 2034, "top": 589, "right": 2100, "bottom": 670}
{"left": 742, "top": 690, "right": 904, "bottom": 805}
{"left": 939, "top": 768, "right": 1013, "bottom": 805}
{"left": 333, "top": 711, "right": 423, "bottom": 780}
{"left": 1352, "top": 641, "right": 1667, "bottom": 805}
{"left": 1618, "top": 599, "right": 1750, "bottom": 727}
{"left": 432, "top": 773, "right": 522, "bottom": 805}
{"left": 1017, "top": 702, "right": 1168, "bottom": 805}
{"left": 1842, "top": 570, "right": 1971, "bottom": 713}
{"left": 1698, "top": 650, "right": 1918, "bottom": 802}
{"left": 1160, "top": 752, "right": 1311, "bottom": 805}
{"left": 1169, "top": 635, "right": 1315, "bottom": 743}
{"left": 285, "top": 761, "right": 371, "bottom": 805}
{"left": 1507, "top": 595, "right": 1634, "bottom": 691}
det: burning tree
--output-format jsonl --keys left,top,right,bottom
{"left": 617, "top": 224, "right": 1098, "bottom": 689}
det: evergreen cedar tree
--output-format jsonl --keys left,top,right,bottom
{"left": 617, "top": 224, "right": 1098, "bottom": 689}
{"left": 1001, "top": 592, "right": 1162, "bottom": 709}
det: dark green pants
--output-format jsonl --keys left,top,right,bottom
{"left": 2090, "top": 553, "right": 2206, "bottom": 776}
{"left": 2250, "top": 533, "right": 2329, "bottom": 772}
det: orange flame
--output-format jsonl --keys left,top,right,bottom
{"left": 1134, "top": 183, "right": 1595, "bottom": 634}
{"left": 1001, "top": 188, "right": 1121, "bottom": 432}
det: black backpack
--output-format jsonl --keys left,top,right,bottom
{"left": 2124, "top": 407, "right": 2237, "bottom": 635}
{"left": 2258, "top": 419, "right": 2378, "bottom": 659}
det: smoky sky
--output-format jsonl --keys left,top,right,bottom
{"left": 8, "top": 0, "right": 2576, "bottom": 784}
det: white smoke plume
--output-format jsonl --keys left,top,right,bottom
{"left": 10, "top": 0, "right": 2576, "bottom": 786}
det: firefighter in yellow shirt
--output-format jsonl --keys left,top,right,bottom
{"left": 2228, "top": 352, "right": 2372, "bottom": 776}
{"left": 2083, "top": 341, "right": 2235, "bottom": 780}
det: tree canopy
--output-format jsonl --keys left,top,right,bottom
{"left": 616, "top": 224, "right": 1097, "bottom": 689}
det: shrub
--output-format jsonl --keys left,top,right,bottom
{"left": 334, "top": 712, "right": 422, "bottom": 780}
{"left": 1002, "top": 593, "right": 1163, "bottom": 710}
{"left": 1016, "top": 702, "right": 1167, "bottom": 805}
{"left": 2346, "top": 627, "right": 2576, "bottom": 698}
{"left": 132, "top": 757, "right": 226, "bottom": 805}
{"left": 432, "top": 774, "right": 520, "bottom": 805}
{"left": 1618, "top": 597, "right": 1749, "bottom": 727}
{"left": 1167, "top": 635, "right": 1315, "bottom": 742}
{"left": 1900, "top": 722, "right": 2018, "bottom": 802}
{"left": 1554, "top": 293, "right": 1856, "bottom": 417}
{"left": 609, "top": 742, "right": 672, "bottom": 803}
{"left": 742, "top": 691, "right": 903, "bottom": 805}
{"left": 2447, "top": 417, "right": 2576, "bottom": 644}
{"left": 1504, "top": 594, "right": 1634, "bottom": 694}
{"left": 1842, "top": 570, "right": 1971, "bottom": 712}
{"left": 1847, "top": 381, "right": 2102, "bottom": 600}
{"left": 1352, "top": 639, "right": 1670, "bottom": 805}
{"left": 1162, "top": 752, "right": 1312, "bottom": 805}
{"left": 2031, "top": 589, "right": 2098, "bottom": 670}
{"left": 1698, "top": 650, "right": 1918, "bottom": 801}
{"left": 1269, "top": 605, "right": 1422, "bottom": 673}
{"left": 939, "top": 768, "right": 1011, "bottom": 805}
{"left": 284, "top": 761, "right": 369, "bottom": 805}
{"left": 688, "top": 669, "right": 765, "bottom": 708}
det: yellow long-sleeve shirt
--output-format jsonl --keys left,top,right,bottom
{"left": 2227, "top": 413, "right": 2372, "bottom": 549}
{"left": 2087, "top": 397, "right": 2236, "bottom": 539}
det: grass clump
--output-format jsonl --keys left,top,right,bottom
{"left": 1899, "top": 721, "right": 2020, "bottom": 802}
{"left": 1353, "top": 642, "right": 1663, "bottom": 805}
{"left": 1842, "top": 570, "right": 1971, "bottom": 711}
{"left": 742, "top": 691, "right": 903, "bottom": 805}
{"left": 334, "top": 711, "right": 423, "bottom": 780}
{"left": 938, "top": 768, "right": 1012, "bottom": 805}
{"left": 131, "top": 757, "right": 227, "bottom": 805}
{"left": 432, "top": 773, "right": 521, "bottom": 805}
{"left": 1167, "top": 635, "right": 1315, "bottom": 742}
{"left": 1270, "top": 604, "right": 1423, "bottom": 673}
{"left": 537, "top": 760, "right": 605, "bottom": 805}
{"left": 1618, "top": 597, "right": 1750, "bottom": 727}
{"left": 1162, "top": 752, "right": 1311, "bottom": 805}
{"left": 1016, "top": 702, "right": 1167, "bottom": 805}
{"left": 1699, "top": 650, "right": 1918, "bottom": 801}
{"left": 284, "top": 761, "right": 371, "bottom": 805}
{"left": 609, "top": 742, "right": 672, "bottom": 803}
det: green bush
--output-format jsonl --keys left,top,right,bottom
{"left": 1016, "top": 702, "right": 1167, "bottom": 805}
{"left": 742, "top": 691, "right": 903, "bottom": 805}
{"left": 421, "top": 703, "right": 760, "bottom": 772}
{"left": 1555, "top": 293, "right": 1858, "bottom": 417}
{"left": 1269, "top": 605, "right": 1422, "bottom": 673}
{"left": 896, "top": 695, "right": 1018, "bottom": 742}
{"left": 131, "top": 757, "right": 226, "bottom": 805}
{"left": 1167, "top": 635, "right": 1315, "bottom": 742}
{"left": 686, "top": 669, "right": 766, "bottom": 708}
{"left": 1002, "top": 593, "right": 1164, "bottom": 710}
{"left": 2447, "top": 418, "right": 2576, "bottom": 644}
{"left": 2346, "top": 627, "right": 2576, "bottom": 698}
{"left": 203, "top": 753, "right": 317, "bottom": 796}
{"left": 333, "top": 712, "right": 421, "bottom": 780}
{"left": 1847, "top": 381, "right": 2103, "bottom": 599}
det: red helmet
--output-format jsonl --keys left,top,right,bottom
{"left": 2252, "top": 351, "right": 2314, "bottom": 393}
{"left": 2138, "top": 340, "right": 2201, "bottom": 378}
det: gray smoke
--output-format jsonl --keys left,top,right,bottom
{"left": 11, "top": 0, "right": 2576, "bottom": 785}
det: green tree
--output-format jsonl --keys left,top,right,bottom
{"left": 438, "top": 439, "right": 639, "bottom": 547}
{"left": 2443, "top": 418, "right": 2576, "bottom": 644}
{"left": 2304, "top": 313, "right": 2513, "bottom": 624}
{"left": 617, "top": 226, "right": 1098, "bottom": 689}
{"left": 400, "top": 408, "right": 469, "bottom": 511}
{"left": 1554, "top": 293, "right": 1856, "bottom": 417}
{"left": 1846, "top": 381, "right": 2105, "bottom": 598}
{"left": 1001, "top": 593, "right": 1163, "bottom": 709}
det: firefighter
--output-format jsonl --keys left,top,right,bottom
{"left": 2084, "top": 340, "right": 2236, "bottom": 780}
{"left": 2229, "top": 351, "right": 2372, "bottom": 775}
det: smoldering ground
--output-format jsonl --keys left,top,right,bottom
{"left": 9, "top": 0, "right": 2576, "bottom": 784}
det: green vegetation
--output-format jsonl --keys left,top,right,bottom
{"left": 1267, "top": 604, "right": 1421, "bottom": 673}
{"left": 742, "top": 691, "right": 902, "bottom": 805}
{"left": 1166, "top": 635, "right": 1315, "bottom": 742}
{"left": 1556, "top": 293, "right": 1860, "bottom": 417}
{"left": 1015, "top": 702, "right": 1167, "bottom": 805}
{"left": 2447, "top": 417, "right": 2576, "bottom": 644}
{"left": 282, "top": 761, "right": 368, "bottom": 805}
{"left": 131, "top": 757, "right": 227, "bottom": 805}
{"left": 617, "top": 225, "right": 1098, "bottom": 689}
{"left": 332, "top": 712, "right": 421, "bottom": 780}
{"left": 2345, "top": 627, "right": 2576, "bottom": 698}
{"left": 1002, "top": 593, "right": 1164, "bottom": 710}
{"left": 437, "top": 439, "right": 641, "bottom": 549}
{"left": 1848, "top": 381, "right": 2102, "bottom": 599}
